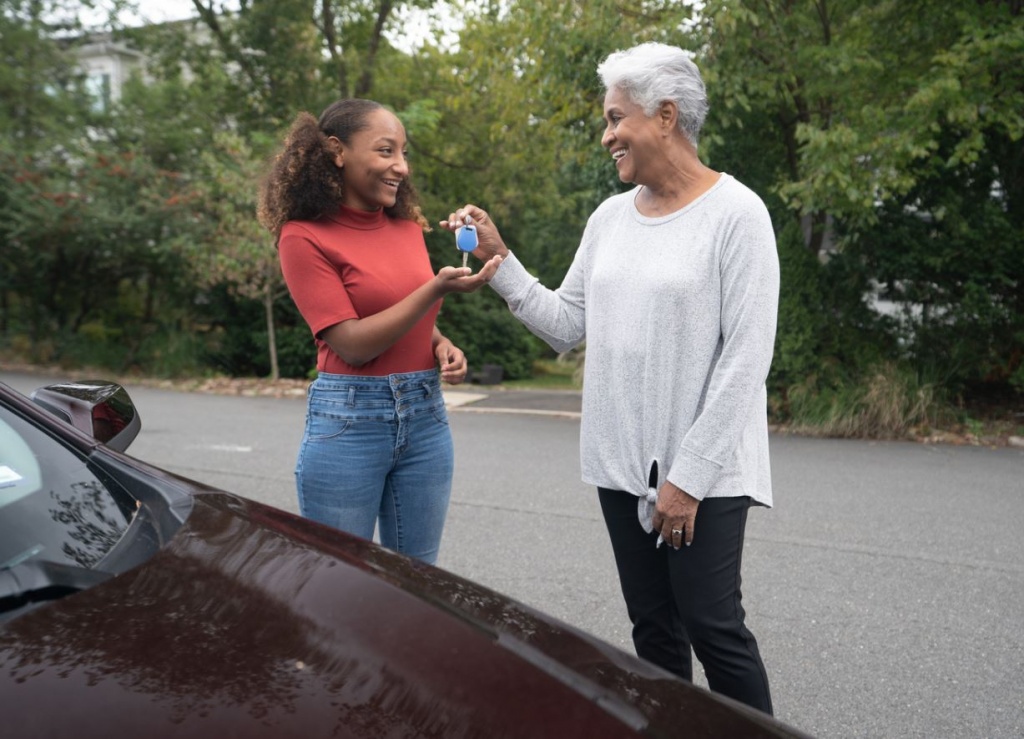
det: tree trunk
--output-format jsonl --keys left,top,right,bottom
{"left": 264, "top": 286, "right": 279, "bottom": 381}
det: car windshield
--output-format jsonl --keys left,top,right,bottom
{"left": 0, "top": 402, "right": 135, "bottom": 571}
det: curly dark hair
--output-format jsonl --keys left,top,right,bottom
{"left": 257, "top": 98, "right": 430, "bottom": 238}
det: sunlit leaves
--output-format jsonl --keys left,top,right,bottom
{"left": 698, "top": 0, "right": 1024, "bottom": 235}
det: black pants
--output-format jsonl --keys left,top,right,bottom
{"left": 598, "top": 487, "right": 773, "bottom": 715}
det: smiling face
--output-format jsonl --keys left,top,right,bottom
{"left": 601, "top": 86, "right": 663, "bottom": 186}
{"left": 335, "top": 108, "right": 409, "bottom": 212}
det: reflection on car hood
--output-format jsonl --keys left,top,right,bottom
{"left": 0, "top": 492, "right": 802, "bottom": 738}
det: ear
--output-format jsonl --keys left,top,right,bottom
{"left": 326, "top": 135, "right": 344, "bottom": 168}
{"left": 658, "top": 101, "right": 678, "bottom": 133}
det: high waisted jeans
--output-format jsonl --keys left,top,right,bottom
{"left": 295, "top": 370, "right": 453, "bottom": 564}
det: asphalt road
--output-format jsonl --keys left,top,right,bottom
{"left": 3, "top": 370, "right": 1023, "bottom": 738}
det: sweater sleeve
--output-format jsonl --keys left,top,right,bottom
{"left": 488, "top": 247, "right": 587, "bottom": 354}
{"left": 666, "top": 199, "right": 780, "bottom": 500}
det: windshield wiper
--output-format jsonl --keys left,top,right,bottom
{"left": 0, "top": 559, "right": 112, "bottom": 615}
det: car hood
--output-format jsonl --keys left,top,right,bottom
{"left": 1, "top": 490, "right": 801, "bottom": 738}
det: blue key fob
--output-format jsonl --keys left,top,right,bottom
{"left": 456, "top": 224, "right": 478, "bottom": 252}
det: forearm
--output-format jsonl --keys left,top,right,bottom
{"left": 321, "top": 279, "right": 443, "bottom": 366}
{"left": 490, "top": 252, "right": 586, "bottom": 353}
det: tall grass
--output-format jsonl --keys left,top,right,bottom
{"left": 786, "top": 362, "right": 948, "bottom": 439}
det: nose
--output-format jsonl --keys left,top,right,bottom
{"left": 601, "top": 124, "right": 614, "bottom": 149}
{"left": 393, "top": 158, "right": 410, "bottom": 177}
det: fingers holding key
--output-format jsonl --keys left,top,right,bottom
{"left": 440, "top": 204, "right": 509, "bottom": 260}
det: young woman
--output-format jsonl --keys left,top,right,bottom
{"left": 258, "top": 98, "right": 499, "bottom": 564}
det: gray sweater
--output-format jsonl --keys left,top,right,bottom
{"left": 489, "top": 174, "right": 779, "bottom": 514}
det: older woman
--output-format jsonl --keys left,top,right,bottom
{"left": 443, "top": 43, "right": 779, "bottom": 713}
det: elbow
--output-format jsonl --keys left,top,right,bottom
{"left": 330, "top": 346, "right": 371, "bottom": 367}
{"left": 321, "top": 321, "right": 374, "bottom": 367}
{"left": 541, "top": 331, "right": 585, "bottom": 354}
{"left": 549, "top": 338, "right": 581, "bottom": 354}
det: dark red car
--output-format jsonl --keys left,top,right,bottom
{"left": 0, "top": 380, "right": 810, "bottom": 738}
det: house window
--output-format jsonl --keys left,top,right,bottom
{"left": 84, "top": 72, "right": 112, "bottom": 112}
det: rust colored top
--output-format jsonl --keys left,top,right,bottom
{"left": 279, "top": 205, "right": 440, "bottom": 376}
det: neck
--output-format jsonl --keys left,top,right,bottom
{"left": 635, "top": 152, "right": 719, "bottom": 217}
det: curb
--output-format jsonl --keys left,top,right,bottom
{"left": 442, "top": 389, "right": 583, "bottom": 419}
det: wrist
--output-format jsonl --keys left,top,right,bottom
{"left": 430, "top": 275, "right": 449, "bottom": 300}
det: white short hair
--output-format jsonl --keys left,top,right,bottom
{"left": 597, "top": 42, "right": 708, "bottom": 148}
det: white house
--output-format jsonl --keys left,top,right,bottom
{"left": 72, "top": 33, "right": 147, "bottom": 110}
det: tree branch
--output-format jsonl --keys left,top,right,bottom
{"left": 319, "top": 0, "right": 348, "bottom": 97}
{"left": 355, "top": 0, "right": 393, "bottom": 97}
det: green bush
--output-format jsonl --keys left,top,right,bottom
{"left": 259, "top": 324, "right": 316, "bottom": 380}
{"left": 436, "top": 289, "right": 541, "bottom": 381}
{"left": 787, "top": 361, "right": 949, "bottom": 439}
{"left": 770, "top": 221, "right": 828, "bottom": 406}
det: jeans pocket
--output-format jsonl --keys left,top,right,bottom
{"left": 430, "top": 403, "right": 451, "bottom": 426}
{"left": 305, "top": 411, "right": 353, "bottom": 441}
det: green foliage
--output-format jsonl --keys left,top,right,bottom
{"left": 700, "top": 0, "right": 1022, "bottom": 422}
{"left": 768, "top": 219, "right": 902, "bottom": 421}
{"left": 0, "top": 1, "right": 98, "bottom": 143}
{"left": 850, "top": 134, "right": 1024, "bottom": 394}
{"left": 434, "top": 289, "right": 540, "bottom": 381}
{"left": 0, "top": 139, "right": 202, "bottom": 365}
{"left": 198, "top": 289, "right": 315, "bottom": 380}
{"left": 2, "top": 0, "right": 1021, "bottom": 429}
{"left": 698, "top": 0, "right": 1024, "bottom": 234}
{"left": 786, "top": 362, "right": 948, "bottom": 440}
{"left": 110, "top": 56, "right": 232, "bottom": 171}
{"left": 769, "top": 222, "right": 827, "bottom": 397}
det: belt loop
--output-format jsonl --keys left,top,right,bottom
{"left": 347, "top": 385, "right": 356, "bottom": 406}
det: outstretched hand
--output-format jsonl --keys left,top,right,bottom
{"left": 434, "top": 254, "right": 504, "bottom": 294}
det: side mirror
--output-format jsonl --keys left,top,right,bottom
{"left": 31, "top": 381, "right": 141, "bottom": 452}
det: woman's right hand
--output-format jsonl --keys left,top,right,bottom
{"left": 433, "top": 255, "right": 505, "bottom": 294}
{"left": 440, "top": 204, "right": 510, "bottom": 262}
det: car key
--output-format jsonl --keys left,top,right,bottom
{"left": 456, "top": 217, "right": 478, "bottom": 269}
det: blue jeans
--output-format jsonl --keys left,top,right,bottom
{"left": 295, "top": 370, "right": 453, "bottom": 564}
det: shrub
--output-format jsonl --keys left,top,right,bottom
{"left": 787, "top": 362, "right": 949, "bottom": 439}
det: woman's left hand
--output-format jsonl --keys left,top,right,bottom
{"left": 652, "top": 482, "right": 700, "bottom": 549}
{"left": 434, "top": 337, "right": 468, "bottom": 385}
